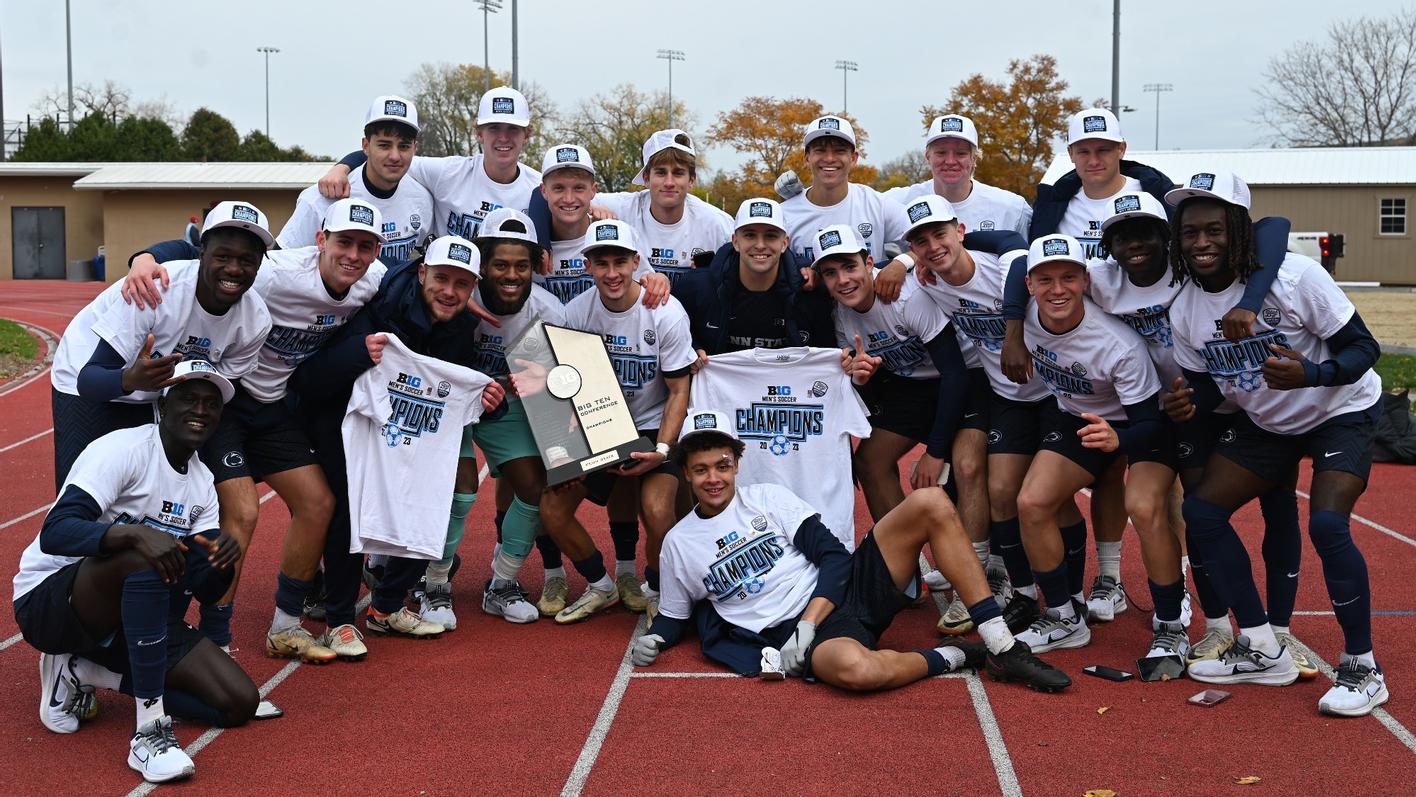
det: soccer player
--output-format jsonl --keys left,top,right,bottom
{"left": 1164, "top": 171, "right": 1386, "bottom": 716}
{"left": 14, "top": 361, "right": 257, "bottom": 783}
{"left": 882, "top": 114, "right": 1032, "bottom": 236}
{"left": 632, "top": 409, "right": 1070, "bottom": 694}
{"left": 542, "top": 219, "right": 696, "bottom": 623}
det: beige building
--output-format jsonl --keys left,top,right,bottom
{"left": 1, "top": 161, "right": 331, "bottom": 282}
{"left": 1043, "top": 146, "right": 1416, "bottom": 284}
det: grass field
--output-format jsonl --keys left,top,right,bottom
{"left": 1376, "top": 353, "right": 1416, "bottom": 392}
{"left": 0, "top": 319, "right": 37, "bottom": 379}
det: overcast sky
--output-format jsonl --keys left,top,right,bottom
{"left": 1, "top": 0, "right": 1408, "bottom": 171}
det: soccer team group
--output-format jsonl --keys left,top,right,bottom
{"left": 12, "top": 85, "right": 1391, "bottom": 783}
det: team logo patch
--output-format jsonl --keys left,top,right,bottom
{"left": 1044, "top": 431, "right": 1063, "bottom": 443}
{"left": 1178, "top": 441, "right": 1195, "bottom": 459}
{"left": 819, "top": 117, "right": 841, "bottom": 130}
{"left": 941, "top": 116, "right": 964, "bottom": 132}
{"left": 1114, "top": 195, "right": 1141, "bottom": 213}
{"left": 693, "top": 413, "right": 718, "bottom": 430}
{"left": 810, "top": 380, "right": 829, "bottom": 397}
{"left": 1071, "top": 362, "right": 1087, "bottom": 376}
{"left": 1190, "top": 173, "right": 1216, "bottom": 190}
{"left": 907, "top": 201, "right": 933, "bottom": 223}
{"left": 980, "top": 220, "right": 995, "bottom": 230}
{"left": 383, "top": 99, "right": 408, "bottom": 118}
{"left": 222, "top": 451, "right": 245, "bottom": 468}
{"left": 492, "top": 96, "right": 515, "bottom": 114}
{"left": 857, "top": 223, "right": 873, "bottom": 240}
{"left": 895, "top": 324, "right": 909, "bottom": 336}
{"left": 749, "top": 201, "right": 773, "bottom": 218}
{"left": 1043, "top": 238, "right": 1070, "bottom": 257}
{"left": 988, "top": 429, "right": 1002, "bottom": 445}
{"left": 410, "top": 213, "right": 421, "bottom": 230}
{"left": 1082, "top": 115, "right": 1108, "bottom": 133}
{"left": 436, "top": 380, "right": 451, "bottom": 398}
{"left": 230, "top": 204, "right": 259, "bottom": 223}
{"left": 1219, "top": 428, "right": 1236, "bottom": 444}
{"left": 751, "top": 515, "right": 768, "bottom": 532}
{"left": 448, "top": 242, "right": 472, "bottom": 263}
{"left": 188, "top": 360, "right": 217, "bottom": 374}
{"left": 818, "top": 230, "right": 842, "bottom": 250}
{"left": 643, "top": 329, "right": 656, "bottom": 345}
{"left": 556, "top": 146, "right": 580, "bottom": 163}
{"left": 993, "top": 298, "right": 1005, "bottom": 311}
{"left": 189, "top": 505, "right": 206, "bottom": 524}
{"left": 595, "top": 224, "right": 619, "bottom": 241}
{"left": 349, "top": 204, "right": 375, "bottom": 226}
{"left": 1262, "top": 307, "right": 1282, "bottom": 326}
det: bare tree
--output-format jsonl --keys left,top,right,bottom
{"left": 403, "top": 63, "right": 558, "bottom": 159}
{"left": 34, "top": 80, "right": 132, "bottom": 122}
{"left": 1257, "top": 9, "right": 1416, "bottom": 146}
{"left": 558, "top": 84, "right": 695, "bottom": 192}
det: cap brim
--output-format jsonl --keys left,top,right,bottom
{"left": 582, "top": 242, "right": 638, "bottom": 256}
{"left": 1100, "top": 210, "right": 1167, "bottom": 233}
{"left": 476, "top": 115, "right": 530, "bottom": 128}
{"left": 678, "top": 427, "right": 738, "bottom": 445}
{"left": 803, "top": 130, "right": 856, "bottom": 148}
{"left": 542, "top": 162, "right": 596, "bottom": 179}
{"left": 925, "top": 132, "right": 977, "bottom": 148}
{"left": 165, "top": 372, "right": 235, "bottom": 404}
{"left": 1027, "top": 255, "right": 1087, "bottom": 273}
{"left": 734, "top": 219, "right": 786, "bottom": 232}
{"left": 206, "top": 220, "right": 275, "bottom": 249}
{"left": 1068, "top": 132, "right": 1125, "bottom": 146}
{"left": 905, "top": 214, "right": 957, "bottom": 237}
{"left": 812, "top": 247, "right": 869, "bottom": 267}
{"left": 1164, "top": 187, "right": 1233, "bottom": 207}
{"left": 422, "top": 258, "right": 480, "bottom": 277}
{"left": 365, "top": 115, "right": 420, "bottom": 133}
{"left": 324, "top": 223, "right": 388, "bottom": 243}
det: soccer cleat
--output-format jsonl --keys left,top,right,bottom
{"left": 986, "top": 640, "right": 1072, "bottom": 692}
{"left": 266, "top": 624, "right": 337, "bottom": 664}
{"left": 301, "top": 568, "right": 326, "bottom": 621}
{"left": 617, "top": 574, "right": 648, "bottom": 613}
{"left": 537, "top": 576, "right": 568, "bottom": 617}
{"left": 366, "top": 607, "right": 444, "bottom": 638}
{"left": 1016, "top": 602, "right": 1091, "bottom": 654}
{"left": 986, "top": 564, "right": 1013, "bottom": 606}
{"left": 1276, "top": 632, "right": 1319, "bottom": 681}
{"left": 936, "top": 594, "right": 976, "bottom": 635}
{"left": 923, "top": 569, "right": 950, "bottom": 592}
{"left": 1086, "top": 575, "right": 1128, "bottom": 622}
{"left": 759, "top": 647, "right": 786, "bottom": 681}
{"left": 39, "top": 653, "right": 95, "bottom": 734}
{"left": 554, "top": 587, "right": 621, "bottom": 624}
{"left": 1001, "top": 592, "right": 1040, "bottom": 635}
{"left": 1187, "top": 627, "right": 1234, "bottom": 663}
{"left": 939, "top": 639, "right": 989, "bottom": 671}
{"left": 1187, "top": 635, "right": 1299, "bottom": 686}
{"left": 319, "top": 624, "right": 368, "bottom": 662}
{"left": 482, "top": 579, "right": 539, "bottom": 624}
{"left": 1145, "top": 621, "right": 1191, "bottom": 660}
{"left": 128, "top": 716, "right": 195, "bottom": 784}
{"left": 421, "top": 581, "right": 458, "bottom": 630}
{"left": 1318, "top": 658, "right": 1389, "bottom": 717}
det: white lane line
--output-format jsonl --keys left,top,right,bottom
{"left": 0, "top": 633, "right": 21, "bottom": 651}
{"left": 1281, "top": 636, "right": 1416, "bottom": 756}
{"left": 560, "top": 618, "right": 645, "bottom": 797}
{"left": 124, "top": 660, "right": 303, "bottom": 797}
{"left": 630, "top": 671, "right": 741, "bottom": 679}
{"left": 0, "top": 504, "right": 48, "bottom": 530}
{"left": 1294, "top": 488, "right": 1416, "bottom": 550}
{"left": 0, "top": 427, "right": 52, "bottom": 454}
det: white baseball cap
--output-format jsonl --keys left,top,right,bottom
{"left": 925, "top": 114, "right": 978, "bottom": 148}
{"left": 162, "top": 359, "right": 235, "bottom": 404}
{"left": 733, "top": 197, "right": 786, "bottom": 232}
{"left": 804, "top": 115, "right": 857, "bottom": 149}
{"left": 1100, "top": 192, "right": 1169, "bottom": 234}
{"left": 1067, "top": 108, "right": 1124, "bottom": 145}
{"left": 1026, "top": 234, "right": 1087, "bottom": 272}
{"left": 582, "top": 218, "right": 639, "bottom": 255}
{"left": 541, "top": 144, "right": 596, "bottom": 178}
{"left": 323, "top": 198, "right": 387, "bottom": 241}
{"left": 476, "top": 86, "right": 531, "bottom": 128}
{"left": 202, "top": 201, "right": 275, "bottom": 249}
{"left": 423, "top": 235, "right": 481, "bottom": 277}
{"left": 678, "top": 408, "right": 739, "bottom": 443}
{"left": 902, "top": 195, "right": 959, "bottom": 238}
{"left": 632, "top": 129, "right": 696, "bottom": 186}
{"left": 364, "top": 95, "right": 419, "bottom": 133}
{"left": 811, "top": 224, "right": 868, "bottom": 265}
{"left": 476, "top": 207, "right": 539, "bottom": 244}
{"left": 1164, "top": 170, "right": 1252, "bottom": 210}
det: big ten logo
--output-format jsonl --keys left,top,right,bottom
{"left": 715, "top": 530, "right": 741, "bottom": 550}
{"left": 651, "top": 248, "right": 676, "bottom": 259}
{"left": 183, "top": 335, "right": 213, "bottom": 349}
{"left": 766, "top": 385, "right": 791, "bottom": 396}
{"left": 867, "top": 330, "right": 891, "bottom": 343}
{"left": 161, "top": 500, "right": 185, "bottom": 516}
{"left": 396, "top": 373, "right": 423, "bottom": 389}
{"left": 480, "top": 333, "right": 505, "bottom": 346}
{"left": 604, "top": 334, "right": 628, "bottom": 346}
{"left": 314, "top": 314, "right": 337, "bottom": 327}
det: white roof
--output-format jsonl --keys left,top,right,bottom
{"left": 0, "top": 162, "right": 102, "bottom": 177}
{"left": 71, "top": 162, "right": 333, "bottom": 190}
{"left": 1042, "top": 146, "right": 1416, "bottom": 187}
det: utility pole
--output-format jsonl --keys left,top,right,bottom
{"left": 656, "top": 49, "right": 685, "bottom": 127}
{"left": 476, "top": 0, "right": 502, "bottom": 93}
{"left": 835, "top": 60, "right": 858, "bottom": 115}
{"left": 1, "top": 26, "right": 6, "bottom": 160}
{"left": 1143, "top": 83, "right": 1173, "bottom": 149}
{"left": 66, "top": 0, "right": 74, "bottom": 129}
{"left": 1111, "top": 0, "right": 1121, "bottom": 116}
{"left": 256, "top": 47, "right": 279, "bottom": 137}
{"left": 511, "top": 0, "right": 519, "bottom": 90}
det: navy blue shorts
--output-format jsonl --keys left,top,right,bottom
{"left": 857, "top": 372, "right": 940, "bottom": 443}
{"left": 807, "top": 531, "right": 914, "bottom": 663}
{"left": 986, "top": 393, "right": 1049, "bottom": 456}
{"left": 200, "top": 386, "right": 319, "bottom": 483}
{"left": 959, "top": 368, "right": 991, "bottom": 433}
{"left": 1216, "top": 400, "right": 1380, "bottom": 484}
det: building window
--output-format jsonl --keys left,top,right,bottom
{"left": 1380, "top": 197, "right": 1406, "bottom": 235}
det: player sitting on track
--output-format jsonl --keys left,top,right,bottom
{"left": 631, "top": 409, "right": 1070, "bottom": 693}
{"left": 1163, "top": 171, "right": 1387, "bottom": 716}
{"left": 13, "top": 361, "right": 257, "bottom": 784}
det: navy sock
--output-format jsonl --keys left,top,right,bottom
{"left": 1060, "top": 520, "right": 1088, "bottom": 595}
{"left": 198, "top": 602, "right": 233, "bottom": 646}
{"left": 645, "top": 566, "right": 660, "bottom": 593}
{"left": 163, "top": 687, "right": 231, "bottom": 727}
{"left": 609, "top": 521, "right": 640, "bottom": 563}
{"left": 991, "top": 518, "right": 1035, "bottom": 588}
{"left": 1148, "top": 578, "right": 1185, "bottom": 624}
{"left": 535, "top": 534, "right": 564, "bottom": 570}
{"left": 570, "top": 550, "right": 608, "bottom": 584}
{"left": 1031, "top": 560, "right": 1072, "bottom": 612}
{"left": 966, "top": 597, "right": 1003, "bottom": 626}
{"left": 494, "top": 510, "right": 507, "bottom": 544}
{"left": 1310, "top": 510, "right": 1373, "bottom": 655}
{"left": 1182, "top": 496, "right": 1267, "bottom": 628}
{"left": 917, "top": 648, "right": 948, "bottom": 677}
{"left": 1185, "top": 529, "right": 1228, "bottom": 619}
{"left": 122, "top": 569, "right": 170, "bottom": 702}
{"left": 274, "top": 572, "right": 313, "bottom": 618}
{"left": 1259, "top": 488, "right": 1301, "bottom": 628}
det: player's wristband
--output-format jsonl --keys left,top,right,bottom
{"left": 896, "top": 253, "right": 915, "bottom": 271}
{"left": 655, "top": 442, "right": 671, "bottom": 456}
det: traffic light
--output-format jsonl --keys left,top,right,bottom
{"left": 1318, "top": 234, "right": 1344, "bottom": 272}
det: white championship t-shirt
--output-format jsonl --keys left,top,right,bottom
{"left": 534, "top": 238, "right": 655, "bottom": 305}
{"left": 917, "top": 251, "right": 1051, "bottom": 402}
{"left": 342, "top": 334, "right": 490, "bottom": 559}
{"left": 1057, "top": 177, "right": 1143, "bottom": 260}
{"left": 689, "top": 347, "right": 870, "bottom": 549}
{"left": 561, "top": 290, "right": 697, "bottom": 430}
{"left": 51, "top": 261, "right": 271, "bottom": 403}
{"left": 470, "top": 283, "right": 566, "bottom": 380}
{"left": 782, "top": 183, "right": 910, "bottom": 267}
{"left": 407, "top": 154, "right": 541, "bottom": 239}
{"left": 658, "top": 483, "right": 823, "bottom": 633}
{"left": 593, "top": 192, "right": 733, "bottom": 287}
{"left": 832, "top": 274, "right": 950, "bottom": 380}
{"left": 1024, "top": 297, "right": 1161, "bottom": 421}
{"left": 883, "top": 178, "right": 1032, "bottom": 236}
{"left": 13, "top": 424, "right": 220, "bottom": 602}
{"left": 277, "top": 166, "right": 435, "bottom": 263}
{"left": 1085, "top": 259, "right": 1185, "bottom": 386}
{"left": 244, "top": 247, "right": 388, "bottom": 402}
{"left": 1170, "top": 253, "right": 1382, "bottom": 435}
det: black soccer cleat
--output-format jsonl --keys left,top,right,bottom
{"left": 986, "top": 640, "right": 1072, "bottom": 693}
{"left": 939, "top": 639, "right": 989, "bottom": 672}
{"left": 1001, "top": 592, "right": 1040, "bottom": 635}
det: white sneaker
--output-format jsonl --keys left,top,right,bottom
{"left": 1145, "top": 621, "right": 1191, "bottom": 660}
{"left": 759, "top": 647, "right": 786, "bottom": 681}
{"left": 421, "top": 581, "right": 458, "bottom": 630}
{"left": 128, "top": 716, "right": 195, "bottom": 783}
{"left": 1086, "top": 575, "right": 1127, "bottom": 622}
{"left": 1188, "top": 635, "right": 1298, "bottom": 686}
{"left": 39, "top": 653, "right": 95, "bottom": 734}
{"left": 1319, "top": 657, "right": 1389, "bottom": 717}
{"left": 1016, "top": 603, "right": 1091, "bottom": 653}
{"left": 923, "top": 569, "right": 950, "bottom": 591}
{"left": 482, "top": 579, "right": 539, "bottom": 624}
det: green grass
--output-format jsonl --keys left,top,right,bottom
{"left": 0, "top": 319, "right": 36, "bottom": 360}
{"left": 1375, "top": 353, "right": 1416, "bottom": 391}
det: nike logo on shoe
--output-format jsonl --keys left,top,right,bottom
{"left": 1324, "top": 451, "right": 1342, "bottom": 457}
{"left": 47, "top": 670, "right": 66, "bottom": 708}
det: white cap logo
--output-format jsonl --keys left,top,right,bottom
{"left": 1082, "top": 115, "right": 1108, "bottom": 134}
{"left": 1190, "top": 173, "right": 1216, "bottom": 190}
{"left": 595, "top": 224, "right": 619, "bottom": 241}
{"left": 1114, "top": 195, "right": 1141, "bottom": 213}
{"left": 383, "top": 99, "right": 408, "bottom": 118}
{"left": 1042, "top": 238, "right": 1070, "bottom": 257}
{"left": 749, "top": 201, "right": 772, "bottom": 218}
{"left": 941, "top": 117, "right": 964, "bottom": 132}
{"left": 448, "top": 243, "right": 473, "bottom": 263}
{"left": 556, "top": 147, "right": 579, "bottom": 163}
{"left": 819, "top": 117, "right": 841, "bottom": 131}
{"left": 907, "top": 201, "right": 933, "bottom": 223}
{"left": 818, "top": 229, "right": 843, "bottom": 250}
{"left": 231, "top": 204, "right": 259, "bottom": 223}
{"left": 492, "top": 96, "right": 515, "bottom": 114}
{"left": 692, "top": 413, "right": 719, "bottom": 430}
{"left": 349, "top": 204, "right": 375, "bottom": 226}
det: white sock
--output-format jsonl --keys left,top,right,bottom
{"left": 425, "top": 560, "right": 453, "bottom": 586}
{"left": 271, "top": 607, "right": 303, "bottom": 633}
{"left": 1053, "top": 599, "right": 1078, "bottom": 621}
{"left": 615, "top": 559, "right": 637, "bottom": 578}
{"left": 1240, "top": 623, "right": 1280, "bottom": 655}
{"left": 1180, "top": 555, "right": 1191, "bottom": 579}
{"left": 1097, "top": 540, "right": 1122, "bottom": 581}
{"left": 1016, "top": 584, "right": 1038, "bottom": 599}
{"left": 1206, "top": 615, "right": 1232, "bottom": 635}
{"left": 642, "top": 582, "right": 661, "bottom": 599}
{"left": 544, "top": 566, "right": 566, "bottom": 581}
{"left": 971, "top": 542, "right": 991, "bottom": 570}
{"left": 491, "top": 550, "right": 525, "bottom": 583}
{"left": 977, "top": 616, "right": 1015, "bottom": 655}
{"left": 935, "top": 645, "right": 967, "bottom": 672}
{"left": 135, "top": 695, "right": 165, "bottom": 729}
{"left": 1270, "top": 624, "right": 1290, "bottom": 637}
{"left": 72, "top": 657, "right": 122, "bottom": 691}
{"left": 1349, "top": 650, "right": 1378, "bottom": 668}
{"left": 589, "top": 573, "right": 615, "bottom": 593}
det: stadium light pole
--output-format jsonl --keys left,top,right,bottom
{"left": 835, "top": 60, "right": 858, "bottom": 115}
{"left": 511, "top": 0, "right": 518, "bottom": 90}
{"left": 65, "top": 0, "right": 74, "bottom": 129}
{"left": 1111, "top": 0, "right": 1121, "bottom": 116}
{"left": 477, "top": 0, "right": 502, "bottom": 93}
{"left": 657, "top": 49, "right": 685, "bottom": 128}
{"left": 1143, "top": 83, "right": 1173, "bottom": 149}
{"left": 256, "top": 47, "right": 279, "bottom": 137}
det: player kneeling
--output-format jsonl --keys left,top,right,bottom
{"left": 630, "top": 410, "right": 1070, "bottom": 692}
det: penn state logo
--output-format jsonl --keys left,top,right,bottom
{"left": 1219, "top": 428, "right": 1236, "bottom": 444}
{"left": 941, "top": 116, "right": 964, "bottom": 132}
{"left": 1043, "top": 238, "right": 1070, "bottom": 257}
{"left": 693, "top": 413, "right": 717, "bottom": 430}
{"left": 857, "top": 222, "right": 873, "bottom": 240}
{"left": 644, "top": 329, "right": 656, "bottom": 345}
{"left": 749, "top": 201, "right": 772, "bottom": 218}
{"left": 819, "top": 117, "right": 841, "bottom": 131}
{"left": 556, "top": 146, "right": 579, "bottom": 163}
{"left": 350, "top": 204, "right": 376, "bottom": 226}
{"left": 988, "top": 429, "right": 1002, "bottom": 445}
{"left": 818, "top": 230, "right": 842, "bottom": 250}
{"left": 492, "top": 96, "right": 515, "bottom": 114}
{"left": 383, "top": 99, "right": 408, "bottom": 118}
{"left": 1071, "top": 362, "right": 1087, "bottom": 376}
{"left": 1044, "top": 431, "right": 1062, "bottom": 443}
{"left": 1262, "top": 307, "right": 1281, "bottom": 326}
{"left": 595, "top": 224, "right": 619, "bottom": 241}
{"left": 1190, "top": 173, "right": 1216, "bottom": 190}
{"left": 231, "top": 204, "right": 259, "bottom": 223}
{"left": 1178, "top": 441, "right": 1195, "bottom": 459}
{"left": 448, "top": 242, "right": 473, "bottom": 263}
{"left": 410, "top": 213, "right": 422, "bottom": 230}
{"left": 980, "top": 220, "right": 995, "bottom": 230}
{"left": 907, "top": 201, "right": 933, "bottom": 223}
{"left": 436, "top": 380, "right": 451, "bottom": 398}
{"left": 1082, "top": 115, "right": 1108, "bottom": 133}
{"left": 809, "top": 380, "right": 829, "bottom": 397}
{"left": 222, "top": 451, "right": 244, "bottom": 468}
{"left": 751, "top": 515, "right": 768, "bottom": 532}
{"left": 1114, "top": 195, "right": 1142, "bottom": 213}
